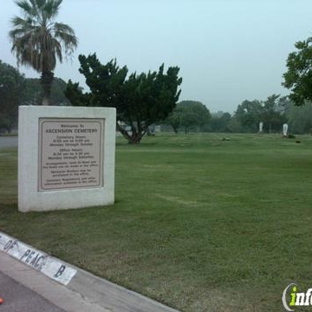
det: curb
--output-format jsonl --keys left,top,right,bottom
{"left": 0, "top": 231, "right": 180, "bottom": 312}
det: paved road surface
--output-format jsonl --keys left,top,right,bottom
{"left": 0, "top": 271, "right": 65, "bottom": 312}
{"left": 0, "top": 136, "right": 18, "bottom": 149}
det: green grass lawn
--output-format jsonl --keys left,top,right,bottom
{"left": 1, "top": 133, "right": 312, "bottom": 311}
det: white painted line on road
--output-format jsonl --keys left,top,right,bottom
{"left": 0, "top": 231, "right": 77, "bottom": 285}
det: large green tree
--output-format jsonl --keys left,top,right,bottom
{"left": 165, "top": 101, "right": 211, "bottom": 133}
{"left": 282, "top": 97, "right": 312, "bottom": 134}
{"left": 208, "top": 112, "right": 232, "bottom": 133}
{"left": 234, "top": 99, "right": 263, "bottom": 132}
{"left": 233, "top": 96, "right": 287, "bottom": 133}
{"left": 65, "top": 54, "right": 182, "bottom": 144}
{"left": 0, "top": 60, "right": 25, "bottom": 132}
{"left": 282, "top": 37, "right": 312, "bottom": 106}
{"left": 261, "top": 94, "right": 287, "bottom": 133}
{"left": 9, "top": 0, "right": 78, "bottom": 105}
{"left": 23, "top": 77, "right": 71, "bottom": 106}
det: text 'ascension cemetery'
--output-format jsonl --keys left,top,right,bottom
{"left": 38, "top": 118, "right": 104, "bottom": 191}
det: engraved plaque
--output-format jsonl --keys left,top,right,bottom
{"left": 38, "top": 118, "right": 104, "bottom": 192}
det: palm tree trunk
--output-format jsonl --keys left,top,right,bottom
{"left": 41, "top": 71, "right": 54, "bottom": 106}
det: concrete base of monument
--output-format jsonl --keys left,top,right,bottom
{"left": 18, "top": 106, "right": 116, "bottom": 212}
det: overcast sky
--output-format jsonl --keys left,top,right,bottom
{"left": 1, "top": 0, "right": 312, "bottom": 113}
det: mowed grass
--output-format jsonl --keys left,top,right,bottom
{"left": 1, "top": 133, "right": 312, "bottom": 311}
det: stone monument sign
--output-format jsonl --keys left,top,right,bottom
{"left": 18, "top": 106, "right": 116, "bottom": 212}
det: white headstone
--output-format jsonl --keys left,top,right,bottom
{"left": 283, "top": 123, "right": 288, "bottom": 137}
{"left": 18, "top": 106, "right": 116, "bottom": 212}
{"left": 259, "top": 122, "right": 263, "bottom": 132}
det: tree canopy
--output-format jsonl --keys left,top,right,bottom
{"left": 165, "top": 101, "right": 211, "bottom": 133}
{"left": 9, "top": 0, "right": 78, "bottom": 105}
{"left": 23, "top": 77, "right": 70, "bottom": 106}
{"left": 0, "top": 60, "right": 25, "bottom": 132}
{"left": 233, "top": 95, "right": 287, "bottom": 133}
{"left": 65, "top": 54, "right": 182, "bottom": 143}
{"left": 0, "top": 59, "right": 70, "bottom": 132}
{"left": 208, "top": 112, "right": 232, "bottom": 133}
{"left": 282, "top": 37, "right": 312, "bottom": 106}
{"left": 282, "top": 97, "right": 312, "bottom": 134}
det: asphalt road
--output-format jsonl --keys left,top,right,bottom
{"left": 0, "top": 136, "right": 18, "bottom": 149}
{"left": 0, "top": 271, "right": 66, "bottom": 312}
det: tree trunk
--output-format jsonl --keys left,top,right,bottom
{"left": 172, "top": 126, "right": 178, "bottom": 133}
{"left": 116, "top": 123, "right": 146, "bottom": 144}
{"left": 130, "top": 132, "right": 143, "bottom": 144}
{"left": 41, "top": 71, "right": 54, "bottom": 106}
{"left": 116, "top": 123, "right": 132, "bottom": 141}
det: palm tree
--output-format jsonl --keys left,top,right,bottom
{"left": 9, "top": 0, "right": 78, "bottom": 105}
